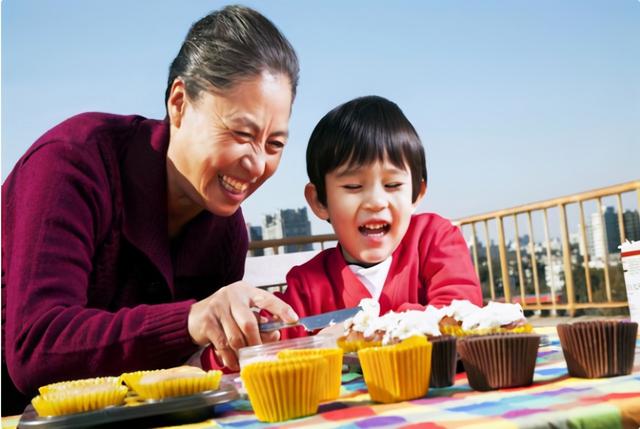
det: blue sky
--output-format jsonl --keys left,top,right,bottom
{"left": 3, "top": 0, "right": 639, "bottom": 236}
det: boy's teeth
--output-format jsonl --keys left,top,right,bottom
{"left": 363, "top": 223, "right": 387, "bottom": 230}
{"left": 220, "top": 175, "right": 248, "bottom": 192}
{"left": 359, "top": 223, "right": 390, "bottom": 236}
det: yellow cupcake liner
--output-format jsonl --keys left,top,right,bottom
{"left": 241, "top": 355, "right": 327, "bottom": 423}
{"left": 442, "top": 323, "right": 534, "bottom": 337}
{"left": 38, "top": 377, "right": 123, "bottom": 396}
{"left": 337, "top": 337, "right": 381, "bottom": 353}
{"left": 32, "top": 384, "right": 128, "bottom": 416}
{"left": 121, "top": 369, "right": 222, "bottom": 400}
{"left": 358, "top": 335, "right": 432, "bottom": 403}
{"left": 277, "top": 348, "right": 344, "bottom": 401}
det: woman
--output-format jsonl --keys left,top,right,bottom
{"left": 1, "top": 5, "right": 299, "bottom": 414}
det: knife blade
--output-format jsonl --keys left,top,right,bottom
{"left": 259, "top": 306, "right": 362, "bottom": 332}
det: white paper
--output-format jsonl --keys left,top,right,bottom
{"left": 620, "top": 240, "right": 640, "bottom": 323}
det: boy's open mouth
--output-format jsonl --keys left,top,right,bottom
{"left": 358, "top": 222, "right": 390, "bottom": 237}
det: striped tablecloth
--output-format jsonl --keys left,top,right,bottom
{"left": 4, "top": 330, "right": 639, "bottom": 429}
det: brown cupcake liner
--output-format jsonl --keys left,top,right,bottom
{"left": 557, "top": 320, "right": 637, "bottom": 378}
{"left": 457, "top": 334, "right": 540, "bottom": 391}
{"left": 429, "top": 336, "right": 457, "bottom": 388}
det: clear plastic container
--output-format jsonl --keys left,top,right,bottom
{"left": 239, "top": 334, "right": 339, "bottom": 368}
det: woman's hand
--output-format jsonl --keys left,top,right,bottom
{"left": 187, "top": 281, "right": 298, "bottom": 370}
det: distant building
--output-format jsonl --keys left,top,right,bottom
{"left": 587, "top": 206, "right": 621, "bottom": 260}
{"left": 262, "top": 208, "right": 313, "bottom": 255}
{"left": 543, "top": 254, "right": 564, "bottom": 294}
{"left": 247, "top": 224, "right": 264, "bottom": 256}
{"left": 623, "top": 209, "right": 640, "bottom": 242}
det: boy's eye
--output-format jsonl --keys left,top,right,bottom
{"left": 386, "top": 182, "right": 403, "bottom": 189}
{"left": 343, "top": 184, "right": 361, "bottom": 190}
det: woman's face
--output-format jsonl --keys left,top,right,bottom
{"left": 167, "top": 71, "right": 292, "bottom": 217}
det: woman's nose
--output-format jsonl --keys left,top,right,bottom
{"left": 240, "top": 150, "right": 266, "bottom": 178}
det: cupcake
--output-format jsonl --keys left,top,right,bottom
{"left": 121, "top": 365, "right": 222, "bottom": 400}
{"left": 338, "top": 298, "right": 384, "bottom": 352}
{"left": 427, "top": 335, "right": 458, "bottom": 388}
{"left": 437, "top": 300, "right": 481, "bottom": 336}
{"left": 557, "top": 320, "right": 637, "bottom": 378}
{"left": 277, "top": 348, "right": 344, "bottom": 401}
{"left": 32, "top": 377, "right": 127, "bottom": 417}
{"left": 448, "top": 301, "right": 533, "bottom": 336}
{"left": 378, "top": 308, "right": 457, "bottom": 388}
{"left": 340, "top": 300, "right": 458, "bottom": 388}
{"left": 358, "top": 335, "right": 432, "bottom": 403}
{"left": 241, "top": 355, "right": 327, "bottom": 423}
{"left": 454, "top": 302, "right": 540, "bottom": 391}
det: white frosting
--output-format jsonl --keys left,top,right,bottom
{"left": 344, "top": 299, "right": 528, "bottom": 343}
{"left": 461, "top": 301, "right": 526, "bottom": 330}
{"left": 344, "top": 298, "right": 381, "bottom": 336}
{"left": 441, "top": 299, "right": 481, "bottom": 321}
{"left": 379, "top": 310, "right": 441, "bottom": 344}
{"left": 345, "top": 299, "right": 442, "bottom": 344}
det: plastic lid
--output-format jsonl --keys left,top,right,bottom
{"left": 238, "top": 334, "right": 339, "bottom": 368}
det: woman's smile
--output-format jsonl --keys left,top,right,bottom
{"left": 219, "top": 174, "right": 250, "bottom": 194}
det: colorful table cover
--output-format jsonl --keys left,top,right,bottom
{"left": 3, "top": 329, "right": 639, "bottom": 429}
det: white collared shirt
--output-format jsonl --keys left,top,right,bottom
{"left": 347, "top": 256, "right": 392, "bottom": 301}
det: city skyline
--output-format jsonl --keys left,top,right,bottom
{"left": 3, "top": 1, "right": 639, "bottom": 237}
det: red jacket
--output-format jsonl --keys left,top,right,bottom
{"left": 2, "top": 113, "right": 248, "bottom": 398}
{"left": 278, "top": 213, "right": 482, "bottom": 339}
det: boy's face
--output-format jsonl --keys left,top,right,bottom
{"left": 306, "top": 159, "right": 425, "bottom": 265}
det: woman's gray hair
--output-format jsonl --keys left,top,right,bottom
{"left": 165, "top": 5, "right": 299, "bottom": 107}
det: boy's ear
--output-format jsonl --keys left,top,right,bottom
{"left": 304, "top": 183, "right": 330, "bottom": 221}
{"left": 412, "top": 180, "right": 427, "bottom": 211}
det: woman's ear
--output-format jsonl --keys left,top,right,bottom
{"left": 304, "top": 183, "right": 330, "bottom": 221}
{"left": 412, "top": 180, "right": 427, "bottom": 211}
{"left": 167, "top": 78, "right": 186, "bottom": 128}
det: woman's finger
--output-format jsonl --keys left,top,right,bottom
{"left": 216, "top": 346, "right": 239, "bottom": 371}
{"left": 260, "top": 326, "right": 280, "bottom": 343}
{"left": 202, "top": 313, "right": 230, "bottom": 354}
{"left": 228, "top": 295, "right": 262, "bottom": 347}
{"left": 249, "top": 288, "right": 298, "bottom": 324}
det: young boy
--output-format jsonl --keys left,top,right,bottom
{"left": 278, "top": 96, "right": 482, "bottom": 339}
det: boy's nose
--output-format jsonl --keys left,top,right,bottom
{"left": 363, "top": 186, "right": 388, "bottom": 211}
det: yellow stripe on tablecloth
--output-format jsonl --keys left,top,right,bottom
{"left": 0, "top": 415, "right": 20, "bottom": 429}
{"left": 154, "top": 419, "right": 221, "bottom": 428}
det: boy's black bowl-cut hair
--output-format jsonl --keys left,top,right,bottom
{"left": 306, "top": 95, "right": 427, "bottom": 207}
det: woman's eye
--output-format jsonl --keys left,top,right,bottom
{"left": 268, "top": 140, "right": 285, "bottom": 150}
{"left": 233, "top": 131, "right": 253, "bottom": 140}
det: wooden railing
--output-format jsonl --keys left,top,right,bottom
{"left": 248, "top": 233, "right": 337, "bottom": 254}
{"left": 455, "top": 180, "right": 639, "bottom": 316}
{"left": 248, "top": 181, "right": 640, "bottom": 315}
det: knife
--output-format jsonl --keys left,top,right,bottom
{"left": 259, "top": 306, "right": 362, "bottom": 332}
